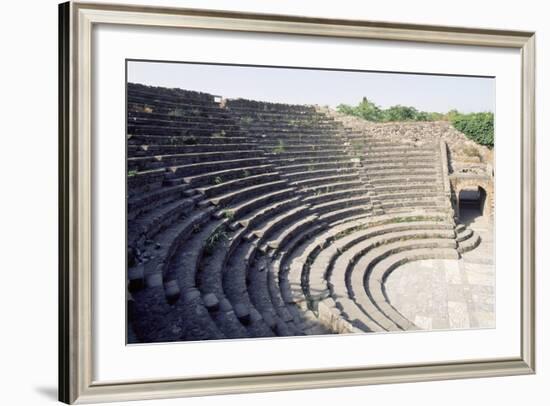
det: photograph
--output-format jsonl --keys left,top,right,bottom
{"left": 126, "top": 61, "right": 495, "bottom": 344}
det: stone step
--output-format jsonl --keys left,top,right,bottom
{"left": 278, "top": 160, "right": 359, "bottom": 174}
{"left": 214, "top": 188, "right": 296, "bottom": 220}
{"left": 458, "top": 232, "right": 482, "bottom": 253}
{"left": 129, "top": 150, "right": 259, "bottom": 171}
{"left": 283, "top": 217, "right": 375, "bottom": 303}
{"left": 226, "top": 103, "right": 316, "bottom": 115}
{"left": 267, "top": 153, "right": 353, "bottom": 166}
{"left": 303, "top": 188, "right": 369, "bottom": 206}
{"left": 331, "top": 233, "right": 457, "bottom": 299}
{"left": 127, "top": 168, "right": 165, "bottom": 193}
{"left": 183, "top": 164, "right": 274, "bottom": 188}
{"left": 128, "top": 124, "right": 243, "bottom": 137}
{"left": 128, "top": 115, "right": 237, "bottom": 128}
{"left": 128, "top": 142, "right": 258, "bottom": 157}
{"left": 167, "top": 157, "right": 269, "bottom": 177}
{"left": 197, "top": 245, "right": 254, "bottom": 339}
{"left": 362, "top": 151, "right": 435, "bottom": 161}
{"left": 365, "top": 168, "right": 440, "bottom": 178}
{"left": 128, "top": 195, "right": 200, "bottom": 246}
{"left": 262, "top": 214, "right": 320, "bottom": 253}
{"left": 247, "top": 205, "right": 312, "bottom": 242}
{"left": 197, "top": 172, "right": 281, "bottom": 198}
{"left": 381, "top": 200, "right": 448, "bottom": 211}
{"left": 163, "top": 217, "right": 228, "bottom": 292}
{"left": 233, "top": 110, "right": 332, "bottom": 120}
{"left": 128, "top": 135, "right": 253, "bottom": 146}
{"left": 129, "top": 206, "right": 216, "bottom": 297}
{"left": 128, "top": 85, "right": 217, "bottom": 103}
{"left": 307, "top": 220, "right": 454, "bottom": 301}
{"left": 372, "top": 183, "right": 441, "bottom": 194}
{"left": 375, "top": 191, "right": 444, "bottom": 202}
{"left": 333, "top": 297, "right": 382, "bottom": 332}
{"left": 363, "top": 161, "right": 438, "bottom": 171}
{"left": 127, "top": 183, "right": 189, "bottom": 219}
{"left": 128, "top": 97, "right": 220, "bottom": 112}
{"left": 260, "top": 140, "right": 345, "bottom": 148}
{"left": 366, "top": 246, "right": 459, "bottom": 329}
{"left": 365, "top": 145, "right": 437, "bottom": 154}
{"left": 327, "top": 211, "right": 373, "bottom": 227}
{"left": 290, "top": 173, "right": 361, "bottom": 189}
{"left": 455, "top": 224, "right": 466, "bottom": 233}
{"left": 318, "top": 205, "right": 372, "bottom": 225}
{"left": 242, "top": 122, "right": 340, "bottom": 131}
{"left": 264, "top": 148, "right": 348, "bottom": 158}
{"left": 247, "top": 130, "right": 344, "bottom": 140}
{"left": 301, "top": 180, "right": 365, "bottom": 194}
{"left": 310, "top": 195, "right": 371, "bottom": 214}
{"left": 244, "top": 262, "right": 296, "bottom": 335}
{"left": 206, "top": 179, "right": 290, "bottom": 208}
{"left": 129, "top": 108, "right": 230, "bottom": 121}
{"left": 218, "top": 249, "right": 278, "bottom": 337}
{"left": 230, "top": 196, "right": 302, "bottom": 231}
{"left": 285, "top": 168, "right": 360, "bottom": 183}
{"left": 368, "top": 175, "right": 441, "bottom": 185}
{"left": 346, "top": 241, "right": 457, "bottom": 331}
{"left": 257, "top": 138, "right": 347, "bottom": 151}
{"left": 456, "top": 228, "right": 474, "bottom": 242}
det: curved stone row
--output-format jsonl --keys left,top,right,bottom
{"left": 279, "top": 215, "right": 457, "bottom": 333}
{"left": 126, "top": 84, "right": 480, "bottom": 343}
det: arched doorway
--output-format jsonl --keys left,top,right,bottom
{"left": 458, "top": 186, "right": 486, "bottom": 224}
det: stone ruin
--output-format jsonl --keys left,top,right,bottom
{"left": 126, "top": 83, "right": 494, "bottom": 342}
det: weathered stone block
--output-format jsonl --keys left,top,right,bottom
{"left": 182, "top": 288, "right": 201, "bottom": 303}
{"left": 145, "top": 272, "right": 163, "bottom": 288}
{"left": 203, "top": 293, "right": 220, "bottom": 312}
{"left": 234, "top": 303, "right": 250, "bottom": 324}
{"left": 164, "top": 280, "right": 180, "bottom": 304}
{"left": 127, "top": 265, "right": 145, "bottom": 292}
{"left": 261, "top": 311, "right": 277, "bottom": 329}
{"left": 249, "top": 308, "right": 263, "bottom": 323}
{"left": 219, "top": 298, "right": 233, "bottom": 312}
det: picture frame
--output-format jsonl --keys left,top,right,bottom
{"left": 59, "top": 1, "right": 536, "bottom": 404}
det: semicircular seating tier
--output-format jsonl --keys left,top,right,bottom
{"left": 126, "top": 83, "right": 482, "bottom": 343}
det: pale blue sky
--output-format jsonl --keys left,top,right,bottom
{"left": 128, "top": 60, "right": 494, "bottom": 113}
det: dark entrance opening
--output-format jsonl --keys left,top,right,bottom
{"left": 458, "top": 187, "right": 486, "bottom": 224}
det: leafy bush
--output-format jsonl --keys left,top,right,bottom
{"left": 451, "top": 112, "right": 494, "bottom": 147}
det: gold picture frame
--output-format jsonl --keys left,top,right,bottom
{"left": 59, "top": 1, "right": 536, "bottom": 403}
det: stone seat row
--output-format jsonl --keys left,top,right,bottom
{"left": 276, "top": 217, "right": 457, "bottom": 333}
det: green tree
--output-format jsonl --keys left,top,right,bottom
{"left": 384, "top": 105, "right": 419, "bottom": 121}
{"left": 337, "top": 97, "right": 383, "bottom": 121}
{"left": 451, "top": 112, "right": 494, "bottom": 147}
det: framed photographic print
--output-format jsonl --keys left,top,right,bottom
{"left": 59, "top": 1, "right": 535, "bottom": 404}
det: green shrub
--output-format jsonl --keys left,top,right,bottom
{"left": 451, "top": 112, "right": 494, "bottom": 147}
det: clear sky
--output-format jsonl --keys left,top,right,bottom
{"left": 128, "top": 60, "right": 494, "bottom": 113}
